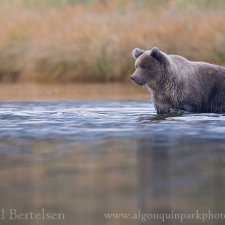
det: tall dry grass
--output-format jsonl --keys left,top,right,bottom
{"left": 0, "top": 0, "right": 225, "bottom": 83}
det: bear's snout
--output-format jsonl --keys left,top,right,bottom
{"left": 130, "top": 74, "right": 138, "bottom": 83}
{"left": 130, "top": 75, "right": 135, "bottom": 81}
{"left": 130, "top": 74, "right": 145, "bottom": 86}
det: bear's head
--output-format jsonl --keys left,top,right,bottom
{"left": 131, "top": 47, "right": 167, "bottom": 86}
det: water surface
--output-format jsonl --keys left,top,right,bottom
{"left": 0, "top": 100, "right": 225, "bottom": 225}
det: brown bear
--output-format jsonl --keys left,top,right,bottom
{"left": 131, "top": 47, "right": 225, "bottom": 114}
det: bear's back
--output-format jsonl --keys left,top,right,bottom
{"left": 169, "top": 54, "right": 225, "bottom": 80}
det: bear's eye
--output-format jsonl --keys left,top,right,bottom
{"left": 141, "top": 64, "right": 147, "bottom": 69}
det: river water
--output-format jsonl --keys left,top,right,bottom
{"left": 0, "top": 99, "right": 225, "bottom": 225}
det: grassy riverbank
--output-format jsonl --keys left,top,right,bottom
{"left": 1, "top": 0, "right": 225, "bottom": 83}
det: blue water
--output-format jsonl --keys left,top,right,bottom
{"left": 0, "top": 100, "right": 225, "bottom": 225}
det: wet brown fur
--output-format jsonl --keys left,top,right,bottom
{"left": 131, "top": 47, "right": 225, "bottom": 114}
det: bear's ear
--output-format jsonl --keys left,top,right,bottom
{"left": 150, "top": 47, "right": 165, "bottom": 63}
{"left": 132, "top": 48, "right": 144, "bottom": 59}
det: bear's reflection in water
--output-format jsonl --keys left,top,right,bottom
{"left": 136, "top": 136, "right": 225, "bottom": 225}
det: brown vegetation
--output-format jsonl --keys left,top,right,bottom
{"left": 0, "top": 0, "right": 225, "bottom": 83}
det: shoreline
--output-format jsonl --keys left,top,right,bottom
{"left": 0, "top": 83, "right": 149, "bottom": 100}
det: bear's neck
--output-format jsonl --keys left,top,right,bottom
{"left": 146, "top": 72, "right": 181, "bottom": 104}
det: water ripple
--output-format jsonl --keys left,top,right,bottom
{"left": 0, "top": 100, "right": 225, "bottom": 142}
